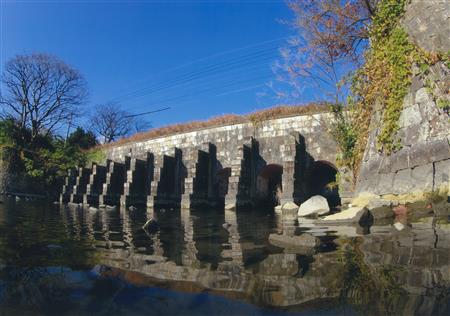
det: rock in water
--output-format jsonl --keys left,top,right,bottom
{"left": 143, "top": 219, "right": 159, "bottom": 233}
{"left": 281, "top": 202, "right": 299, "bottom": 218}
{"left": 298, "top": 195, "right": 330, "bottom": 217}
{"left": 320, "top": 206, "right": 369, "bottom": 224}
{"left": 222, "top": 223, "right": 232, "bottom": 229}
{"left": 282, "top": 202, "right": 298, "bottom": 211}
{"left": 269, "top": 233, "right": 320, "bottom": 251}
{"left": 370, "top": 206, "right": 393, "bottom": 220}
{"left": 366, "top": 198, "right": 391, "bottom": 210}
{"left": 394, "top": 222, "right": 405, "bottom": 231}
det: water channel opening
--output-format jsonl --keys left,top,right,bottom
{"left": 307, "top": 161, "right": 340, "bottom": 207}
{"left": 256, "top": 164, "right": 283, "bottom": 207}
{"left": 158, "top": 156, "right": 176, "bottom": 195}
{"left": 215, "top": 167, "right": 231, "bottom": 201}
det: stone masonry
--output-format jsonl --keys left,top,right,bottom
{"left": 356, "top": 0, "right": 450, "bottom": 198}
{"left": 60, "top": 113, "right": 339, "bottom": 209}
{"left": 356, "top": 63, "right": 450, "bottom": 196}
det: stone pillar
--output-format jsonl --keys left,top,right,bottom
{"left": 279, "top": 134, "right": 299, "bottom": 205}
{"left": 120, "top": 157, "right": 148, "bottom": 208}
{"left": 144, "top": 153, "right": 155, "bottom": 208}
{"left": 147, "top": 154, "right": 163, "bottom": 208}
{"left": 83, "top": 207, "right": 96, "bottom": 243}
{"left": 70, "top": 167, "right": 91, "bottom": 204}
{"left": 181, "top": 148, "right": 198, "bottom": 209}
{"left": 60, "top": 168, "right": 77, "bottom": 204}
{"left": 224, "top": 138, "right": 254, "bottom": 210}
{"left": 98, "top": 209, "right": 111, "bottom": 249}
{"left": 180, "top": 208, "right": 200, "bottom": 267}
{"left": 83, "top": 164, "right": 107, "bottom": 206}
{"left": 181, "top": 143, "right": 211, "bottom": 209}
{"left": 147, "top": 148, "right": 182, "bottom": 209}
{"left": 144, "top": 211, "right": 164, "bottom": 258}
{"left": 99, "top": 160, "right": 126, "bottom": 206}
{"left": 67, "top": 206, "right": 81, "bottom": 240}
{"left": 219, "top": 209, "right": 243, "bottom": 267}
{"left": 119, "top": 208, "right": 134, "bottom": 251}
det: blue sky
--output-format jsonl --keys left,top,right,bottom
{"left": 1, "top": 0, "right": 311, "bottom": 129}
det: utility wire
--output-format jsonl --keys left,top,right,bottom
{"left": 123, "top": 61, "right": 272, "bottom": 106}
{"left": 108, "top": 37, "right": 286, "bottom": 101}
{"left": 124, "top": 107, "right": 171, "bottom": 118}
{"left": 128, "top": 73, "right": 273, "bottom": 112}
{"left": 109, "top": 46, "right": 280, "bottom": 103}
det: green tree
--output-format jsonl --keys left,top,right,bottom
{"left": 66, "top": 127, "right": 98, "bottom": 149}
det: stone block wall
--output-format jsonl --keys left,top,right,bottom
{"left": 105, "top": 113, "right": 337, "bottom": 168}
{"left": 356, "top": 0, "right": 450, "bottom": 198}
{"left": 402, "top": 0, "right": 450, "bottom": 53}
{"left": 356, "top": 62, "right": 450, "bottom": 196}
{"left": 61, "top": 112, "right": 340, "bottom": 209}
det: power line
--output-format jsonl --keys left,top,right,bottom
{"left": 127, "top": 73, "right": 274, "bottom": 112}
{"left": 108, "top": 37, "right": 286, "bottom": 101}
{"left": 122, "top": 61, "right": 272, "bottom": 106}
{"left": 124, "top": 107, "right": 171, "bottom": 118}
{"left": 108, "top": 45, "right": 280, "bottom": 103}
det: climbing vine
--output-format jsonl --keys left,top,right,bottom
{"left": 353, "top": 0, "right": 415, "bottom": 154}
{"left": 334, "top": 0, "right": 450, "bottom": 183}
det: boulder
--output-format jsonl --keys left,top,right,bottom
{"left": 282, "top": 202, "right": 299, "bottom": 211}
{"left": 393, "top": 222, "right": 406, "bottom": 231}
{"left": 370, "top": 206, "right": 394, "bottom": 220}
{"left": 269, "top": 233, "right": 320, "bottom": 253}
{"left": 281, "top": 202, "right": 299, "bottom": 218}
{"left": 298, "top": 195, "right": 330, "bottom": 217}
{"left": 320, "top": 206, "right": 370, "bottom": 224}
{"left": 366, "top": 198, "right": 391, "bottom": 210}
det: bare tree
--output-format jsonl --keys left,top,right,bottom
{"left": 273, "top": 0, "right": 377, "bottom": 104}
{"left": 1, "top": 54, "right": 87, "bottom": 143}
{"left": 91, "top": 103, "right": 150, "bottom": 143}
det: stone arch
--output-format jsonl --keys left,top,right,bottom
{"left": 256, "top": 164, "right": 283, "bottom": 206}
{"left": 307, "top": 160, "right": 340, "bottom": 207}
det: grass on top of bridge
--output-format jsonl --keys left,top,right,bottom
{"left": 98, "top": 102, "right": 329, "bottom": 149}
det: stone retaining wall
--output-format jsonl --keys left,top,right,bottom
{"left": 356, "top": 0, "right": 450, "bottom": 198}
{"left": 104, "top": 113, "right": 337, "bottom": 167}
{"left": 356, "top": 62, "right": 450, "bottom": 196}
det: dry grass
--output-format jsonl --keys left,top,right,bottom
{"left": 98, "top": 103, "right": 329, "bottom": 149}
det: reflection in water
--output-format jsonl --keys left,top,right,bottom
{"left": 0, "top": 199, "right": 449, "bottom": 315}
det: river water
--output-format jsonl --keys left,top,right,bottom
{"left": 0, "top": 199, "right": 449, "bottom": 315}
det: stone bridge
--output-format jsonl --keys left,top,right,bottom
{"left": 60, "top": 112, "right": 339, "bottom": 209}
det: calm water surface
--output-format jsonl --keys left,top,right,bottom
{"left": 0, "top": 199, "right": 449, "bottom": 315}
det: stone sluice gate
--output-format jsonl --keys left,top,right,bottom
{"left": 60, "top": 114, "right": 340, "bottom": 209}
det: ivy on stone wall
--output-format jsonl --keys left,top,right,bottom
{"left": 353, "top": 0, "right": 414, "bottom": 154}
{"left": 338, "top": 0, "right": 449, "bottom": 184}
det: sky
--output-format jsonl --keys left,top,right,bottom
{"left": 1, "top": 0, "right": 311, "bottom": 130}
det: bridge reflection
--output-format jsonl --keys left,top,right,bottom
{"left": 56, "top": 205, "right": 450, "bottom": 314}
